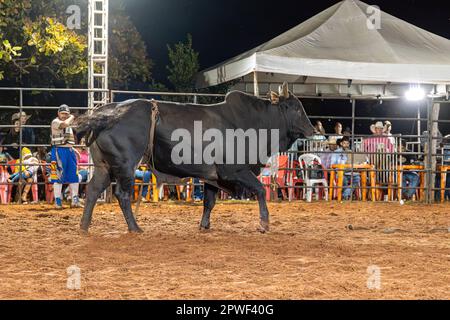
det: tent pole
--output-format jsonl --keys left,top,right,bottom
{"left": 253, "top": 71, "right": 259, "bottom": 97}
{"left": 417, "top": 103, "right": 421, "bottom": 154}
{"left": 415, "top": 102, "right": 421, "bottom": 203}
{"left": 425, "top": 99, "right": 432, "bottom": 203}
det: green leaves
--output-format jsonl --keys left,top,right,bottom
{"left": 0, "top": 2, "right": 88, "bottom": 86}
{"left": 0, "top": 37, "right": 22, "bottom": 63}
{"left": 1, "top": 0, "right": 153, "bottom": 89}
{"left": 24, "top": 17, "right": 87, "bottom": 57}
{"left": 166, "top": 34, "right": 200, "bottom": 93}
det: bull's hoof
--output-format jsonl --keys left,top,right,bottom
{"left": 199, "top": 223, "right": 211, "bottom": 232}
{"left": 129, "top": 227, "right": 144, "bottom": 234}
{"left": 79, "top": 228, "right": 90, "bottom": 236}
{"left": 258, "top": 220, "right": 270, "bottom": 233}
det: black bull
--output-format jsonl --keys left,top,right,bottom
{"left": 75, "top": 90, "right": 314, "bottom": 233}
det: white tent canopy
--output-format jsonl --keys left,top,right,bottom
{"left": 196, "top": 0, "right": 450, "bottom": 97}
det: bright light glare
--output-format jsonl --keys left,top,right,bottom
{"left": 405, "top": 87, "right": 425, "bottom": 101}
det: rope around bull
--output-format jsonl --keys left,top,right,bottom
{"left": 134, "top": 99, "right": 159, "bottom": 217}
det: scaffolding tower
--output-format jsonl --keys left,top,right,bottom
{"left": 88, "top": 0, "right": 109, "bottom": 112}
{"left": 88, "top": 0, "right": 109, "bottom": 200}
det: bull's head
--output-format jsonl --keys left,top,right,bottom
{"left": 271, "top": 82, "right": 315, "bottom": 139}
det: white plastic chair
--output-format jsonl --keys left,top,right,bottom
{"left": 298, "top": 154, "right": 329, "bottom": 202}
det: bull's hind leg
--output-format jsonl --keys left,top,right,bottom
{"left": 221, "top": 171, "right": 270, "bottom": 233}
{"left": 80, "top": 165, "right": 111, "bottom": 233}
{"left": 199, "top": 183, "right": 219, "bottom": 230}
{"left": 115, "top": 172, "right": 143, "bottom": 233}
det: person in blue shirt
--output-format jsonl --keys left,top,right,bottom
{"left": 399, "top": 143, "right": 420, "bottom": 200}
{"left": 135, "top": 165, "right": 152, "bottom": 202}
{"left": 330, "top": 137, "right": 361, "bottom": 200}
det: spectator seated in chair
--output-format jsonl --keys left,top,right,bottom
{"left": 193, "top": 178, "right": 203, "bottom": 201}
{"left": 320, "top": 140, "right": 338, "bottom": 172}
{"left": 135, "top": 164, "right": 152, "bottom": 202}
{"left": 399, "top": 143, "right": 420, "bottom": 200}
{"left": 330, "top": 137, "right": 361, "bottom": 200}
{"left": 74, "top": 141, "right": 89, "bottom": 198}
{"left": 7, "top": 147, "right": 39, "bottom": 204}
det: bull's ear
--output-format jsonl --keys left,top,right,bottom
{"left": 269, "top": 91, "right": 279, "bottom": 104}
{"left": 279, "top": 82, "right": 289, "bottom": 98}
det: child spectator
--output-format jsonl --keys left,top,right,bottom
{"left": 7, "top": 147, "right": 39, "bottom": 204}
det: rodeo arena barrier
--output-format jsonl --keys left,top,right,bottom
{"left": 0, "top": 86, "right": 449, "bottom": 205}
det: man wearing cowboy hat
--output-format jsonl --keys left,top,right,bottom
{"left": 50, "top": 104, "right": 82, "bottom": 209}
{"left": 372, "top": 121, "right": 384, "bottom": 136}
{"left": 13, "top": 111, "right": 35, "bottom": 143}
{"left": 2, "top": 112, "right": 35, "bottom": 159}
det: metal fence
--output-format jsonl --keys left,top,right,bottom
{"left": 0, "top": 87, "right": 449, "bottom": 204}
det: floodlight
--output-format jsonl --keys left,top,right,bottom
{"left": 405, "top": 86, "right": 425, "bottom": 101}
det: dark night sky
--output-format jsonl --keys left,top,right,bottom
{"left": 124, "top": 0, "right": 450, "bottom": 82}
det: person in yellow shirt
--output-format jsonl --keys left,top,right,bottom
{"left": 7, "top": 147, "right": 39, "bottom": 204}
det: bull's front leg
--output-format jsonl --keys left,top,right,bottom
{"left": 200, "top": 183, "right": 219, "bottom": 230}
{"left": 255, "top": 185, "right": 270, "bottom": 233}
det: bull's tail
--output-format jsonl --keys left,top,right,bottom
{"left": 74, "top": 118, "right": 100, "bottom": 147}
{"left": 74, "top": 102, "right": 123, "bottom": 146}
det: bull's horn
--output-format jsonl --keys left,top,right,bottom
{"left": 279, "top": 82, "right": 289, "bottom": 98}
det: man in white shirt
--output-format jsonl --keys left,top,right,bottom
{"left": 50, "top": 104, "right": 82, "bottom": 209}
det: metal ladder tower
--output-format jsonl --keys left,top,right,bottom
{"left": 88, "top": 0, "right": 109, "bottom": 201}
{"left": 88, "top": 0, "right": 109, "bottom": 111}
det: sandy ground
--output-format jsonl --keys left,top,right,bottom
{"left": 0, "top": 201, "right": 448, "bottom": 300}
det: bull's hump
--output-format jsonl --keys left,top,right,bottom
{"left": 225, "top": 91, "right": 260, "bottom": 105}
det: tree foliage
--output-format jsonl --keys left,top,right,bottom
{"left": 0, "top": 0, "right": 87, "bottom": 86}
{"left": 23, "top": 17, "right": 87, "bottom": 85}
{"left": 167, "top": 34, "right": 199, "bottom": 92}
{"left": 109, "top": 3, "right": 153, "bottom": 90}
{"left": 0, "top": 0, "right": 153, "bottom": 89}
{"left": 165, "top": 33, "right": 237, "bottom": 104}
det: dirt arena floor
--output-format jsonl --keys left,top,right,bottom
{"left": 0, "top": 200, "right": 448, "bottom": 300}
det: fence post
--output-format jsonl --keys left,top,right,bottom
{"left": 151, "top": 174, "right": 158, "bottom": 202}
{"left": 18, "top": 89, "right": 23, "bottom": 204}
{"left": 425, "top": 98, "right": 439, "bottom": 204}
{"left": 430, "top": 102, "right": 440, "bottom": 203}
{"left": 350, "top": 99, "right": 356, "bottom": 202}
